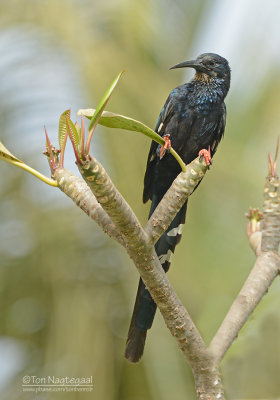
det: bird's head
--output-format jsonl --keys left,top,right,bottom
{"left": 170, "top": 53, "right": 231, "bottom": 86}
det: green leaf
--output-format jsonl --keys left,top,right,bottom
{"left": 77, "top": 109, "right": 186, "bottom": 171}
{"left": 65, "top": 115, "right": 80, "bottom": 150}
{"left": 79, "top": 109, "right": 165, "bottom": 145}
{"left": 58, "top": 109, "right": 71, "bottom": 151}
{"left": 0, "top": 141, "right": 58, "bottom": 187}
{"left": 0, "top": 141, "right": 22, "bottom": 163}
{"left": 88, "top": 71, "right": 124, "bottom": 133}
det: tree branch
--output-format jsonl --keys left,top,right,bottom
{"left": 135, "top": 247, "right": 225, "bottom": 398}
{"left": 54, "top": 168, "right": 126, "bottom": 247}
{"left": 145, "top": 157, "right": 208, "bottom": 244}
{"left": 209, "top": 172, "right": 280, "bottom": 362}
{"left": 77, "top": 157, "right": 147, "bottom": 245}
{"left": 76, "top": 157, "right": 207, "bottom": 354}
{"left": 209, "top": 252, "right": 280, "bottom": 362}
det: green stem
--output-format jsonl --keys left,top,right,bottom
{"left": 3, "top": 158, "right": 58, "bottom": 187}
{"left": 170, "top": 148, "right": 186, "bottom": 172}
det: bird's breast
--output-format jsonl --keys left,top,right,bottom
{"left": 186, "top": 80, "right": 225, "bottom": 113}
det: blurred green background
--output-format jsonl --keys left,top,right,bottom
{"left": 0, "top": 0, "right": 280, "bottom": 399}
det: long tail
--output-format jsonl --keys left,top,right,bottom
{"left": 125, "top": 199, "right": 188, "bottom": 362}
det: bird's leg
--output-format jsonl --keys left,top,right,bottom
{"left": 198, "top": 146, "right": 212, "bottom": 167}
{"left": 159, "top": 134, "right": 171, "bottom": 159}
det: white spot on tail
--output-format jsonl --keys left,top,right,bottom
{"left": 167, "top": 224, "right": 184, "bottom": 237}
{"left": 158, "top": 122, "right": 164, "bottom": 132}
{"left": 158, "top": 250, "right": 172, "bottom": 265}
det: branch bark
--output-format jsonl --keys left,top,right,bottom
{"left": 261, "top": 174, "right": 280, "bottom": 252}
{"left": 209, "top": 251, "right": 280, "bottom": 362}
{"left": 54, "top": 168, "right": 125, "bottom": 247}
{"left": 145, "top": 158, "right": 208, "bottom": 244}
{"left": 209, "top": 172, "right": 280, "bottom": 362}
{"left": 77, "top": 158, "right": 147, "bottom": 245}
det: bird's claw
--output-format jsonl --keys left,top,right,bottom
{"left": 159, "top": 134, "right": 171, "bottom": 159}
{"left": 198, "top": 146, "right": 212, "bottom": 167}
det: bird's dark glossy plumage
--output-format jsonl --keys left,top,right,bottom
{"left": 125, "top": 53, "right": 231, "bottom": 363}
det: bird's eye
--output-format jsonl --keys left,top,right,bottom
{"left": 207, "top": 60, "right": 215, "bottom": 67}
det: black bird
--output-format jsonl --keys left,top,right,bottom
{"left": 125, "top": 53, "right": 231, "bottom": 363}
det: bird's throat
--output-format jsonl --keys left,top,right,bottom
{"left": 194, "top": 72, "right": 214, "bottom": 84}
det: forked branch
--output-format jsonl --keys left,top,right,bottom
{"left": 2, "top": 105, "right": 279, "bottom": 399}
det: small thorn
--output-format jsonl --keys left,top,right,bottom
{"left": 268, "top": 152, "right": 276, "bottom": 177}
{"left": 44, "top": 126, "right": 56, "bottom": 172}
{"left": 273, "top": 136, "right": 279, "bottom": 175}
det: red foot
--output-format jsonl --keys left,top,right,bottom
{"left": 160, "top": 134, "right": 171, "bottom": 159}
{"left": 198, "top": 146, "right": 212, "bottom": 167}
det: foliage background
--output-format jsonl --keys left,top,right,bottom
{"left": 0, "top": 0, "right": 280, "bottom": 399}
